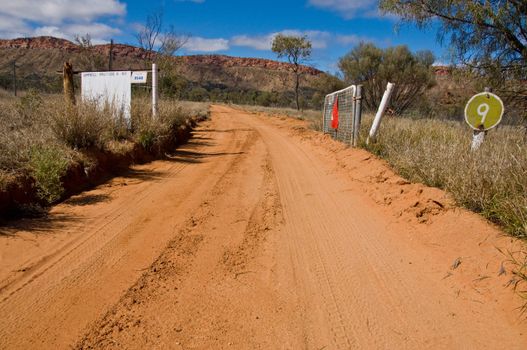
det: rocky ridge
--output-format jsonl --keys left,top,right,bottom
{"left": 0, "top": 36, "right": 321, "bottom": 75}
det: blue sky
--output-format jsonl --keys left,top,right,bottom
{"left": 0, "top": 0, "right": 446, "bottom": 73}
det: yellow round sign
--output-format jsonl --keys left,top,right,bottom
{"left": 464, "top": 92, "right": 504, "bottom": 130}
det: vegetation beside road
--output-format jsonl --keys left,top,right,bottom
{"left": 0, "top": 91, "right": 209, "bottom": 213}
{"left": 239, "top": 104, "right": 526, "bottom": 239}
{"left": 361, "top": 116, "right": 526, "bottom": 239}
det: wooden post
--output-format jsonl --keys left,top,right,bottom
{"left": 63, "top": 62, "right": 76, "bottom": 106}
{"left": 367, "top": 82, "right": 394, "bottom": 144}
{"left": 12, "top": 61, "right": 17, "bottom": 97}
{"left": 352, "top": 84, "right": 363, "bottom": 147}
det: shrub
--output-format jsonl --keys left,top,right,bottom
{"left": 138, "top": 130, "right": 156, "bottom": 150}
{"left": 0, "top": 92, "right": 53, "bottom": 171}
{"left": 16, "top": 89, "right": 44, "bottom": 123}
{"left": 131, "top": 97, "right": 188, "bottom": 150}
{"left": 29, "top": 145, "right": 70, "bottom": 203}
{"left": 339, "top": 43, "right": 436, "bottom": 114}
{"left": 50, "top": 102, "right": 109, "bottom": 149}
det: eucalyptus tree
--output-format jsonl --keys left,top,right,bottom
{"left": 339, "top": 43, "right": 436, "bottom": 114}
{"left": 272, "top": 34, "right": 312, "bottom": 110}
{"left": 380, "top": 0, "right": 527, "bottom": 116}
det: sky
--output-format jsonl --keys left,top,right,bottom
{"left": 0, "top": 0, "right": 446, "bottom": 73}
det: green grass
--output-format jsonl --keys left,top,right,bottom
{"left": 29, "top": 145, "right": 71, "bottom": 203}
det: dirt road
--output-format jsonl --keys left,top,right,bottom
{"left": 0, "top": 105, "right": 526, "bottom": 349}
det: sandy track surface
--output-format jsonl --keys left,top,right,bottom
{"left": 1, "top": 105, "right": 526, "bottom": 349}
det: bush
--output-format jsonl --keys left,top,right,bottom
{"left": 131, "top": 97, "right": 188, "bottom": 149}
{"left": 0, "top": 92, "right": 53, "bottom": 171}
{"left": 29, "top": 145, "right": 70, "bottom": 203}
{"left": 339, "top": 43, "right": 436, "bottom": 114}
{"left": 1, "top": 92, "right": 207, "bottom": 203}
{"left": 16, "top": 89, "right": 44, "bottom": 123}
{"left": 50, "top": 102, "right": 109, "bottom": 149}
{"left": 137, "top": 130, "right": 156, "bottom": 150}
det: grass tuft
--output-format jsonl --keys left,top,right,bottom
{"left": 29, "top": 145, "right": 70, "bottom": 203}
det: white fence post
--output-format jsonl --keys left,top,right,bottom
{"left": 367, "top": 82, "right": 394, "bottom": 144}
{"left": 152, "top": 63, "right": 158, "bottom": 118}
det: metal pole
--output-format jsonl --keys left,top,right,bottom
{"left": 367, "top": 82, "right": 394, "bottom": 144}
{"left": 13, "top": 61, "right": 17, "bottom": 97}
{"left": 152, "top": 63, "right": 158, "bottom": 118}
{"left": 322, "top": 95, "right": 328, "bottom": 133}
{"left": 352, "top": 84, "right": 363, "bottom": 147}
{"left": 471, "top": 87, "right": 490, "bottom": 151}
{"left": 108, "top": 39, "right": 114, "bottom": 71}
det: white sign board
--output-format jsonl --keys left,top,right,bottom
{"left": 81, "top": 71, "right": 132, "bottom": 122}
{"left": 131, "top": 71, "right": 148, "bottom": 84}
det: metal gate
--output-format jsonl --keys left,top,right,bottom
{"left": 322, "top": 85, "right": 362, "bottom": 146}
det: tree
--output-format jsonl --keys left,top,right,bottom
{"left": 74, "top": 34, "right": 106, "bottom": 71}
{"left": 271, "top": 34, "right": 312, "bottom": 110}
{"left": 136, "top": 10, "right": 188, "bottom": 98}
{"left": 136, "top": 10, "right": 163, "bottom": 62}
{"left": 379, "top": 0, "right": 527, "bottom": 115}
{"left": 311, "top": 73, "right": 346, "bottom": 109}
{"left": 136, "top": 10, "right": 188, "bottom": 62}
{"left": 339, "top": 43, "right": 436, "bottom": 114}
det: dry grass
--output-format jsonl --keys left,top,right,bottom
{"left": 0, "top": 92, "right": 209, "bottom": 202}
{"left": 131, "top": 99, "right": 209, "bottom": 150}
{"left": 0, "top": 91, "right": 58, "bottom": 173}
{"left": 360, "top": 115, "right": 527, "bottom": 238}
{"left": 177, "top": 101, "right": 211, "bottom": 120}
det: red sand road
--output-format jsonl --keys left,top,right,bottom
{"left": 0, "top": 105, "right": 526, "bottom": 349}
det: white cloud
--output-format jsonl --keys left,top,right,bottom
{"left": 231, "top": 30, "right": 331, "bottom": 51}
{"left": 0, "top": 0, "right": 126, "bottom": 25}
{"left": 184, "top": 37, "right": 229, "bottom": 52}
{"left": 336, "top": 34, "right": 365, "bottom": 45}
{"left": 64, "top": 23, "right": 121, "bottom": 39}
{"left": 31, "top": 23, "right": 120, "bottom": 44}
{"left": 33, "top": 26, "right": 66, "bottom": 38}
{"left": 0, "top": 0, "right": 126, "bottom": 43}
{"left": 231, "top": 34, "right": 273, "bottom": 50}
{"left": 308, "top": 0, "right": 383, "bottom": 18}
{"left": 280, "top": 30, "right": 331, "bottom": 49}
{"left": 0, "top": 14, "right": 30, "bottom": 38}
{"left": 230, "top": 30, "right": 371, "bottom": 51}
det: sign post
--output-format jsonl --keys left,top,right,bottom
{"left": 152, "top": 63, "right": 158, "bottom": 118}
{"left": 465, "top": 88, "right": 504, "bottom": 150}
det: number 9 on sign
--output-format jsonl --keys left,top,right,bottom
{"left": 464, "top": 92, "right": 504, "bottom": 131}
